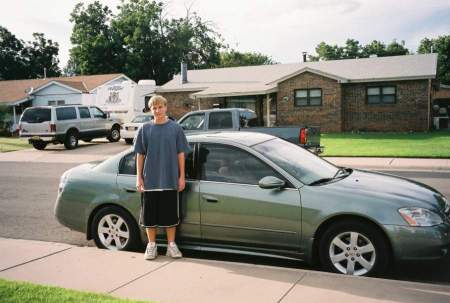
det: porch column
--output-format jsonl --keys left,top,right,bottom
{"left": 266, "top": 94, "right": 271, "bottom": 127}
{"left": 12, "top": 105, "right": 17, "bottom": 129}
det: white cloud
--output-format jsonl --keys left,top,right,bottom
{"left": 0, "top": 0, "right": 449, "bottom": 71}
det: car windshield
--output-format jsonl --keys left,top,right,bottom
{"left": 132, "top": 115, "right": 153, "bottom": 123}
{"left": 253, "top": 138, "right": 339, "bottom": 185}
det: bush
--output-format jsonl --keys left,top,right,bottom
{"left": 0, "top": 104, "right": 13, "bottom": 136}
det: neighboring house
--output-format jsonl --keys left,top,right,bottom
{"left": 0, "top": 73, "right": 132, "bottom": 131}
{"left": 157, "top": 54, "right": 439, "bottom": 132}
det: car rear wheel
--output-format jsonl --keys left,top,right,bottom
{"left": 319, "top": 220, "right": 390, "bottom": 277}
{"left": 91, "top": 206, "right": 140, "bottom": 251}
{"left": 108, "top": 126, "right": 121, "bottom": 142}
{"left": 125, "top": 138, "right": 133, "bottom": 145}
{"left": 32, "top": 141, "right": 47, "bottom": 150}
{"left": 64, "top": 131, "right": 79, "bottom": 149}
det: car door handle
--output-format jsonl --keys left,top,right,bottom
{"left": 202, "top": 195, "right": 218, "bottom": 203}
{"left": 123, "top": 187, "right": 137, "bottom": 193}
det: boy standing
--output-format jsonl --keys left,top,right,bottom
{"left": 133, "top": 95, "right": 190, "bottom": 260}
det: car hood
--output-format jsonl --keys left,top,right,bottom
{"left": 325, "top": 169, "right": 446, "bottom": 213}
{"left": 123, "top": 122, "right": 143, "bottom": 127}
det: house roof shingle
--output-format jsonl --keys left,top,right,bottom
{"left": 157, "top": 54, "right": 438, "bottom": 98}
{"left": 0, "top": 73, "right": 125, "bottom": 105}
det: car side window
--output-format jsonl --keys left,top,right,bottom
{"left": 78, "top": 107, "right": 91, "bottom": 119}
{"left": 56, "top": 107, "right": 77, "bottom": 121}
{"left": 179, "top": 113, "right": 205, "bottom": 130}
{"left": 209, "top": 111, "right": 233, "bottom": 129}
{"left": 120, "top": 144, "right": 194, "bottom": 178}
{"left": 90, "top": 107, "right": 105, "bottom": 118}
{"left": 119, "top": 153, "right": 136, "bottom": 175}
{"left": 199, "top": 143, "right": 287, "bottom": 185}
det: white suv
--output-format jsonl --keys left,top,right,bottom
{"left": 19, "top": 105, "right": 122, "bottom": 150}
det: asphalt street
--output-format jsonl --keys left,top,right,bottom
{"left": 0, "top": 141, "right": 449, "bottom": 286}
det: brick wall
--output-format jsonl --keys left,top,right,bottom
{"left": 342, "top": 80, "right": 430, "bottom": 132}
{"left": 276, "top": 72, "right": 342, "bottom": 132}
{"left": 157, "top": 91, "right": 223, "bottom": 119}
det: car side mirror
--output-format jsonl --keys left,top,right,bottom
{"left": 258, "top": 176, "right": 286, "bottom": 189}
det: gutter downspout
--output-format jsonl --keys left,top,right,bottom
{"left": 428, "top": 79, "right": 432, "bottom": 131}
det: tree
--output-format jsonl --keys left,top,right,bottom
{"left": 68, "top": 0, "right": 224, "bottom": 84}
{"left": 23, "top": 33, "right": 61, "bottom": 78}
{"left": 0, "top": 26, "right": 26, "bottom": 80}
{"left": 0, "top": 26, "right": 61, "bottom": 80}
{"left": 216, "top": 50, "right": 276, "bottom": 68}
{"left": 68, "top": 1, "right": 121, "bottom": 75}
{"left": 310, "top": 38, "right": 410, "bottom": 61}
{"left": 418, "top": 35, "right": 450, "bottom": 84}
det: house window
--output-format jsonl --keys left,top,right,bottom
{"left": 367, "top": 86, "right": 396, "bottom": 104}
{"left": 294, "top": 89, "right": 322, "bottom": 106}
{"left": 48, "top": 100, "right": 65, "bottom": 106}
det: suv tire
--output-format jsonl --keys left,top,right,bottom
{"left": 107, "top": 125, "right": 121, "bottom": 142}
{"left": 32, "top": 141, "right": 47, "bottom": 150}
{"left": 124, "top": 138, "right": 133, "bottom": 145}
{"left": 64, "top": 130, "right": 79, "bottom": 150}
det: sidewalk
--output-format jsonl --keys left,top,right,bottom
{"left": 1, "top": 237, "right": 450, "bottom": 303}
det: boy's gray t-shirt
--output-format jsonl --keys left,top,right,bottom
{"left": 133, "top": 119, "right": 191, "bottom": 190}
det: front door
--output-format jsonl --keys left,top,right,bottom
{"left": 198, "top": 143, "right": 301, "bottom": 251}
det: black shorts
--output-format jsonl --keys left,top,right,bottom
{"left": 139, "top": 190, "right": 180, "bottom": 227}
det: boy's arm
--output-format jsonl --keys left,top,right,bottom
{"left": 136, "top": 153, "right": 145, "bottom": 192}
{"left": 178, "top": 152, "right": 185, "bottom": 192}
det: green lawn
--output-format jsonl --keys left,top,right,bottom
{"left": 321, "top": 131, "right": 450, "bottom": 158}
{"left": 0, "top": 279, "right": 153, "bottom": 303}
{"left": 0, "top": 137, "right": 31, "bottom": 152}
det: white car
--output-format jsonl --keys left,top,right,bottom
{"left": 120, "top": 114, "right": 153, "bottom": 144}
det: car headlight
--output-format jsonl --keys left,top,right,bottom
{"left": 398, "top": 207, "right": 443, "bottom": 227}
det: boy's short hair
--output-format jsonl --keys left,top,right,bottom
{"left": 149, "top": 95, "right": 167, "bottom": 107}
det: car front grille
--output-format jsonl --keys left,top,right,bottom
{"left": 126, "top": 127, "right": 138, "bottom": 131}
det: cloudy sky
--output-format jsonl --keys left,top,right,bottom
{"left": 1, "top": 0, "right": 449, "bottom": 69}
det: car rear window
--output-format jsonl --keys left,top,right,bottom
{"left": 20, "top": 108, "right": 51, "bottom": 123}
{"left": 56, "top": 107, "right": 77, "bottom": 120}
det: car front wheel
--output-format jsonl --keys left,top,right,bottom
{"left": 64, "top": 131, "right": 78, "bottom": 149}
{"left": 124, "top": 138, "right": 133, "bottom": 145}
{"left": 319, "top": 220, "right": 390, "bottom": 277}
{"left": 91, "top": 206, "right": 140, "bottom": 251}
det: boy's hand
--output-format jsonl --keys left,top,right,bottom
{"left": 178, "top": 177, "right": 186, "bottom": 192}
{"left": 136, "top": 177, "right": 144, "bottom": 192}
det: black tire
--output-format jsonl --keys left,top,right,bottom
{"left": 319, "top": 219, "right": 390, "bottom": 277}
{"left": 108, "top": 126, "right": 121, "bottom": 142}
{"left": 82, "top": 138, "right": 93, "bottom": 142}
{"left": 125, "top": 138, "right": 133, "bottom": 145}
{"left": 91, "top": 205, "right": 140, "bottom": 251}
{"left": 64, "top": 130, "right": 79, "bottom": 150}
{"left": 32, "top": 141, "right": 47, "bottom": 150}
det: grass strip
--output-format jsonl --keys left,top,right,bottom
{"left": 0, "top": 278, "right": 154, "bottom": 303}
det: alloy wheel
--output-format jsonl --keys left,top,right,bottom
{"left": 97, "top": 214, "right": 130, "bottom": 250}
{"left": 329, "top": 231, "right": 376, "bottom": 276}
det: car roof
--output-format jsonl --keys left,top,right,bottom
{"left": 186, "top": 131, "right": 275, "bottom": 147}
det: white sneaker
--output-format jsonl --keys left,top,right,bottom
{"left": 144, "top": 242, "right": 157, "bottom": 260}
{"left": 166, "top": 242, "right": 182, "bottom": 258}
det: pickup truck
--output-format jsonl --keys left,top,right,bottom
{"left": 178, "top": 108, "right": 323, "bottom": 154}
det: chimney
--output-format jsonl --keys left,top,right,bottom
{"left": 181, "top": 61, "right": 188, "bottom": 84}
{"left": 302, "top": 52, "right": 307, "bottom": 62}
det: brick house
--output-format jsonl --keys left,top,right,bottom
{"left": 156, "top": 54, "right": 438, "bottom": 132}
